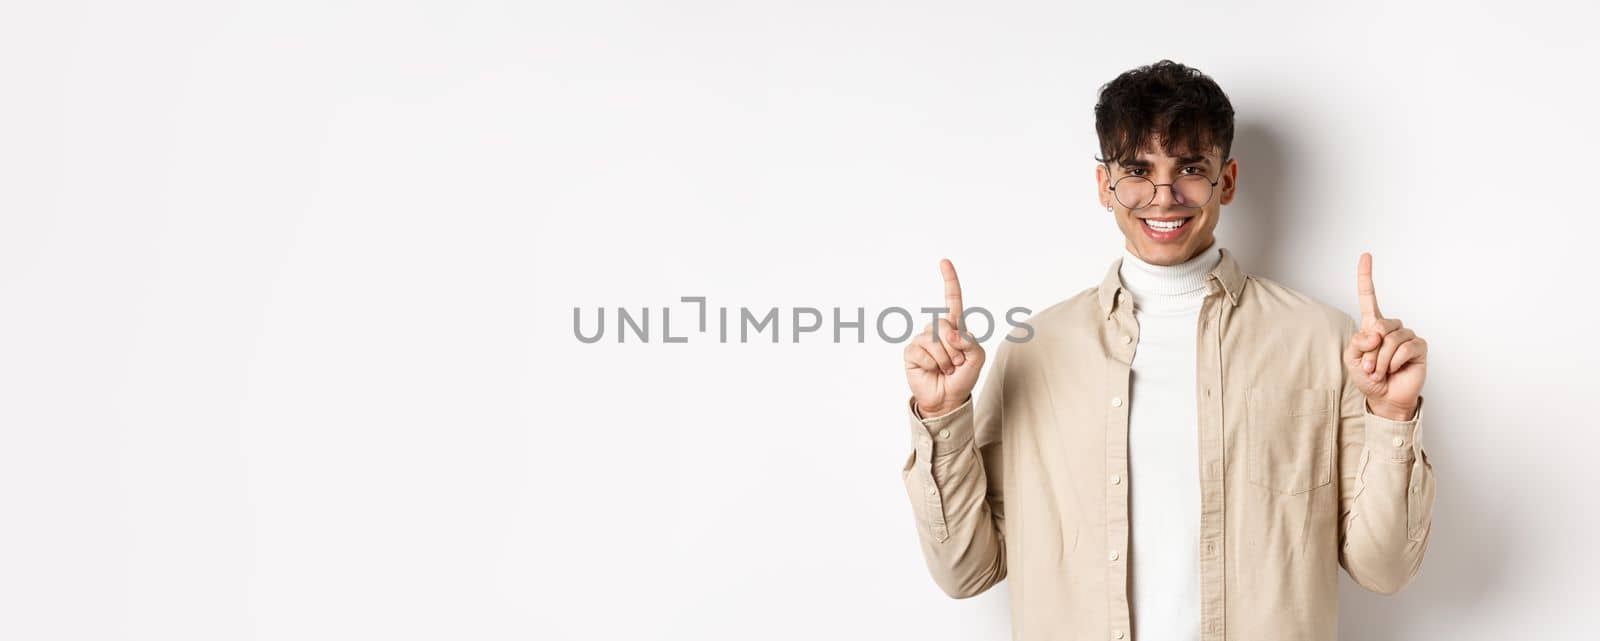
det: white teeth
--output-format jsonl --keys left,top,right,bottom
{"left": 1144, "top": 218, "right": 1188, "bottom": 231}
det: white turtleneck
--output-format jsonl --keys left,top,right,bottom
{"left": 1118, "top": 242, "right": 1221, "bottom": 641}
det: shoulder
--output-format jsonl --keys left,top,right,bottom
{"left": 1028, "top": 285, "right": 1104, "bottom": 331}
{"left": 1241, "top": 273, "right": 1358, "bottom": 339}
{"left": 986, "top": 285, "right": 1101, "bottom": 363}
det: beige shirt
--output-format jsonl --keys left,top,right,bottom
{"left": 900, "top": 247, "right": 1435, "bottom": 641}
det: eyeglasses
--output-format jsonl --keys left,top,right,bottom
{"left": 1104, "top": 164, "right": 1221, "bottom": 210}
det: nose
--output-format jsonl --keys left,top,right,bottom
{"left": 1148, "top": 181, "right": 1178, "bottom": 209}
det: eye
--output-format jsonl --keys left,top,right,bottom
{"left": 1127, "top": 168, "right": 1147, "bottom": 177}
{"left": 1181, "top": 166, "right": 1204, "bottom": 175}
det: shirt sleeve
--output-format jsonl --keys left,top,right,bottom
{"left": 1336, "top": 318, "right": 1437, "bottom": 595}
{"left": 899, "top": 342, "right": 1010, "bottom": 599}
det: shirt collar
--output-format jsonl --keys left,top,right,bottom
{"left": 1098, "top": 245, "right": 1246, "bottom": 319}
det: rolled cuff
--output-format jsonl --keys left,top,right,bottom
{"left": 1363, "top": 394, "right": 1425, "bottom": 463}
{"left": 908, "top": 395, "right": 975, "bottom": 458}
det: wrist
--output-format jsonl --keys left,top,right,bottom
{"left": 1367, "top": 398, "right": 1418, "bottom": 422}
{"left": 918, "top": 395, "right": 970, "bottom": 419}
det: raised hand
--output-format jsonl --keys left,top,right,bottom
{"left": 904, "top": 259, "right": 987, "bottom": 418}
{"left": 1343, "top": 252, "right": 1427, "bottom": 420}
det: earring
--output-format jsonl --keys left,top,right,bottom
{"left": 1106, "top": 206, "right": 1113, "bottom": 212}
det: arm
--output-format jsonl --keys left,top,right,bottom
{"left": 1337, "top": 317, "right": 1438, "bottom": 595}
{"left": 900, "top": 339, "right": 1009, "bottom": 599}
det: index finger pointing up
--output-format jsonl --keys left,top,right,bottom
{"left": 1357, "top": 252, "right": 1384, "bottom": 323}
{"left": 940, "top": 258, "right": 964, "bottom": 331}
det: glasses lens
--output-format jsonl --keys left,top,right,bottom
{"left": 1113, "top": 176, "right": 1154, "bottom": 209}
{"left": 1173, "top": 174, "right": 1214, "bottom": 207}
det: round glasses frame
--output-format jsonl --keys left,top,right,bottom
{"left": 1104, "top": 163, "right": 1222, "bottom": 210}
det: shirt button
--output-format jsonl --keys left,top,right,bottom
{"left": 1115, "top": 632, "right": 1126, "bottom": 640}
{"left": 939, "top": 428, "right": 951, "bottom": 440}
{"left": 1111, "top": 396, "right": 1123, "bottom": 407}
{"left": 1412, "top": 484, "right": 1421, "bottom": 493}
{"left": 1110, "top": 474, "right": 1122, "bottom": 485}
{"left": 1121, "top": 334, "right": 1132, "bottom": 344}
{"left": 926, "top": 486, "right": 937, "bottom": 495}
{"left": 1392, "top": 436, "right": 1405, "bottom": 447}
{"left": 1108, "top": 550, "right": 1119, "bottom": 561}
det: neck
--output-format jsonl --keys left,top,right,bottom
{"left": 1119, "top": 243, "right": 1222, "bottom": 311}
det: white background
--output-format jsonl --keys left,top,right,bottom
{"left": 2, "top": 1, "right": 1597, "bottom": 639}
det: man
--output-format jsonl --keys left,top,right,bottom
{"left": 899, "top": 60, "right": 1435, "bottom": 641}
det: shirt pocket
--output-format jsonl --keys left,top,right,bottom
{"left": 1245, "top": 385, "right": 1336, "bottom": 495}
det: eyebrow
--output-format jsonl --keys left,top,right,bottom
{"left": 1117, "top": 154, "right": 1213, "bottom": 168}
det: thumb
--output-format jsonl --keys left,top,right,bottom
{"left": 1345, "top": 328, "right": 1376, "bottom": 369}
{"left": 946, "top": 326, "right": 972, "bottom": 352}
{"left": 1355, "top": 330, "right": 1382, "bottom": 351}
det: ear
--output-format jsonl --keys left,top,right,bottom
{"left": 1096, "top": 163, "right": 1113, "bottom": 210}
{"left": 1217, "top": 156, "right": 1239, "bottom": 205}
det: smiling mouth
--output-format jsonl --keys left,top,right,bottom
{"left": 1140, "top": 216, "right": 1194, "bottom": 232}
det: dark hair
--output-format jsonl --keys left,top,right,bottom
{"left": 1093, "top": 60, "right": 1235, "bottom": 167}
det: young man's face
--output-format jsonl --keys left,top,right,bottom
{"left": 1096, "top": 140, "right": 1237, "bottom": 266}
